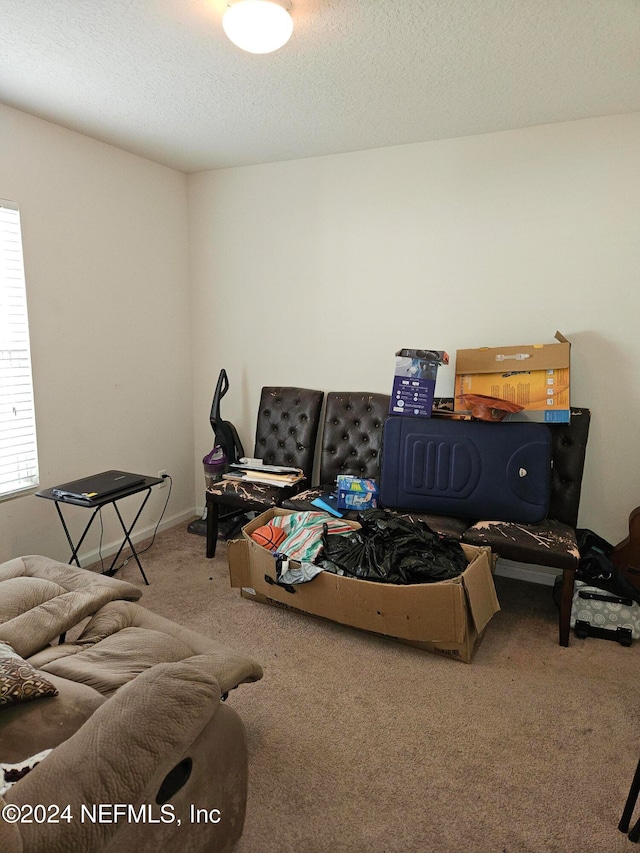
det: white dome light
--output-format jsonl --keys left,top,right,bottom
{"left": 223, "top": 1, "right": 293, "bottom": 55}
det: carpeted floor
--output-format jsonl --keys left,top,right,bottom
{"left": 108, "top": 521, "right": 640, "bottom": 853}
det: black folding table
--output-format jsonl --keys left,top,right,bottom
{"left": 36, "top": 475, "right": 163, "bottom": 584}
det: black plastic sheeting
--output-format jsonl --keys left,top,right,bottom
{"left": 316, "top": 508, "right": 468, "bottom": 585}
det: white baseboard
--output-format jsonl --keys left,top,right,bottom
{"left": 494, "top": 558, "right": 561, "bottom": 587}
{"left": 76, "top": 507, "right": 197, "bottom": 567}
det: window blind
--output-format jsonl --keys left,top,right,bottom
{"left": 0, "top": 199, "right": 39, "bottom": 499}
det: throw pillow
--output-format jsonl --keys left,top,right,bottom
{"left": 0, "top": 641, "right": 58, "bottom": 706}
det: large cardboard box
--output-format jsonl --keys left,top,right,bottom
{"left": 227, "top": 508, "right": 499, "bottom": 663}
{"left": 454, "top": 331, "right": 570, "bottom": 423}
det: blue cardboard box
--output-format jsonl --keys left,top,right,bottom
{"left": 389, "top": 348, "right": 449, "bottom": 418}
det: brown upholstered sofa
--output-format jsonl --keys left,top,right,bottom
{"left": 0, "top": 555, "right": 262, "bottom": 853}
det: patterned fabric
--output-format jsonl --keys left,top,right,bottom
{"left": 571, "top": 581, "right": 640, "bottom": 639}
{"left": 0, "top": 749, "right": 53, "bottom": 796}
{"left": 461, "top": 518, "right": 579, "bottom": 569}
{"left": 268, "top": 511, "right": 354, "bottom": 563}
{"left": 0, "top": 641, "right": 58, "bottom": 706}
{"left": 207, "top": 479, "right": 290, "bottom": 510}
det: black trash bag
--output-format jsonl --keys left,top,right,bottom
{"left": 316, "top": 508, "right": 468, "bottom": 585}
{"left": 575, "top": 528, "right": 640, "bottom": 605}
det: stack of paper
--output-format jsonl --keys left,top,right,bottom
{"left": 223, "top": 462, "right": 304, "bottom": 488}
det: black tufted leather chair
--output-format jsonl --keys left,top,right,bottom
{"left": 205, "top": 387, "right": 324, "bottom": 558}
{"left": 280, "top": 391, "right": 390, "bottom": 515}
{"left": 461, "top": 407, "right": 591, "bottom": 646}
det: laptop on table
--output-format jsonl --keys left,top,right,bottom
{"left": 51, "top": 470, "right": 146, "bottom": 502}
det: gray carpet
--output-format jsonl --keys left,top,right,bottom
{"left": 108, "top": 521, "right": 640, "bottom": 853}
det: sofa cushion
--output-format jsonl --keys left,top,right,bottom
{"left": 39, "top": 627, "right": 197, "bottom": 696}
{"left": 461, "top": 518, "right": 580, "bottom": 569}
{"left": 74, "top": 600, "right": 264, "bottom": 695}
{"left": 0, "top": 577, "right": 67, "bottom": 621}
{"left": 0, "top": 642, "right": 58, "bottom": 707}
{"left": 0, "top": 556, "right": 143, "bottom": 659}
{"left": 0, "top": 672, "right": 106, "bottom": 763}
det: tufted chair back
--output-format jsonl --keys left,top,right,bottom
{"left": 547, "top": 407, "right": 591, "bottom": 528}
{"left": 253, "top": 387, "right": 324, "bottom": 479}
{"left": 318, "top": 392, "right": 391, "bottom": 485}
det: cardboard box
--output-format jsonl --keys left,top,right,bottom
{"left": 336, "top": 475, "right": 379, "bottom": 511}
{"left": 454, "top": 331, "right": 570, "bottom": 423}
{"left": 227, "top": 508, "right": 499, "bottom": 663}
{"left": 390, "top": 348, "right": 449, "bottom": 418}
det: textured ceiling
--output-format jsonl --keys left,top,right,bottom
{"left": 1, "top": 0, "right": 638, "bottom": 173}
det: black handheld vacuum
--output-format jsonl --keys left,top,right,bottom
{"left": 188, "top": 369, "right": 245, "bottom": 535}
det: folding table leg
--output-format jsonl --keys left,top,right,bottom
{"left": 55, "top": 502, "right": 100, "bottom": 568}
{"left": 108, "top": 491, "right": 152, "bottom": 585}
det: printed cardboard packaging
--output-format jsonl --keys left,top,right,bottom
{"left": 336, "top": 475, "right": 379, "bottom": 510}
{"left": 389, "top": 348, "right": 449, "bottom": 419}
{"left": 454, "top": 331, "right": 570, "bottom": 423}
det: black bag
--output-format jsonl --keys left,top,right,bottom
{"left": 575, "top": 528, "right": 640, "bottom": 605}
{"left": 316, "top": 509, "right": 468, "bottom": 585}
{"left": 552, "top": 528, "right": 640, "bottom": 644}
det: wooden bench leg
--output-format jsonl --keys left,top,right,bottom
{"left": 206, "top": 496, "right": 219, "bottom": 559}
{"left": 558, "top": 566, "right": 577, "bottom": 647}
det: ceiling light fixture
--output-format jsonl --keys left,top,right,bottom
{"left": 223, "top": 0, "right": 293, "bottom": 55}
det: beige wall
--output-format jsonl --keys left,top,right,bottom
{"left": 1, "top": 105, "right": 637, "bottom": 563}
{"left": 0, "top": 105, "right": 194, "bottom": 563}
{"left": 189, "top": 113, "right": 640, "bottom": 545}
